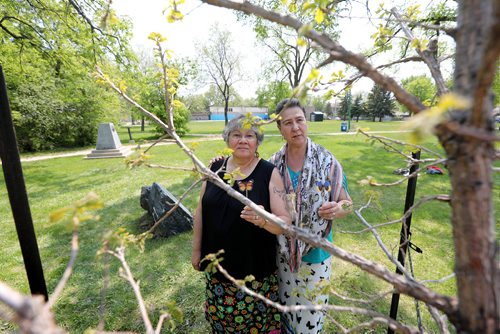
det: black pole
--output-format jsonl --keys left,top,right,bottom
{"left": 387, "top": 150, "right": 420, "bottom": 334}
{"left": 127, "top": 126, "right": 133, "bottom": 141}
{"left": 0, "top": 65, "right": 48, "bottom": 300}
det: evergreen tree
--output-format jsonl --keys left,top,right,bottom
{"left": 351, "top": 95, "right": 365, "bottom": 122}
{"left": 338, "top": 91, "right": 352, "bottom": 120}
{"left": 366, "top": 85, "right": 396, "bottom": 122}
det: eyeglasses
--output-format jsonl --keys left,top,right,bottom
{"left": 229, "top": 132, "right": 257, "bottom": 141}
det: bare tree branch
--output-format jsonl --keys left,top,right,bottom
{"left": 107, "top": 247, "right": 154, "bottom": 334}
{"left": 45, "top": 230, "right": 78, "bottom": 310}
{"left": 343, "top": 194, "right": 450, "bottom": 234}
{"left": 0, "top": 282, "right": 66, "bottom": 333}
{"left": 97, "top": 66, "right": 458, "bottom": 321}
{"left": 391, "top": 8, "right": 448, "bottom": 96}
{"left": 427, "top": 304, "right": 451, "bottom": 334}
{"left": 144, "top": 178, "right": 204, "bottom": 235}
{"left": 201, "top": 0, "right": 427, "bottom": 114}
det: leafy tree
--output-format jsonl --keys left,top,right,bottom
{"left": 181, "top": 94, "right": 208, "bottom": 114}
{"left": 0, "top": 0, "right": 134, "bottom": 67}
{"left": 0, "top": 0, "right": 134, "bottom": 151}
{"left": 2, "top": 45, "right": 123, "bottom": 151}
{"left": 241, "top": 0, "right": 339, "bottom": 89}
{"left": 201, "top": 84, "right": 245, "bottom": 111}
{"left": 132, "top": 34, "right": 190, "bottom": 136}
{"left": 202, "top": 84, "right": 225, "bottom": 109}
{"left": 256, "top": 80, "right": 292, "bottom": 115}
{"left": 307, "top": 93, "right": 330, "bottom": 113}
{"left": 366, "top": 85, "right": 396, "bottom": 122}
{"left": 237, "top": 96, "right": 258, "bottom": 107}
{"left": 400, "top": 75, "right": 437, "bottom": 114}
{"left": 198, "top": 24, "right": 242, "bottom": 124}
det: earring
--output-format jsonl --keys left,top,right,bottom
{"left": 255, "top": 151, "right": 260, "bottom": 158}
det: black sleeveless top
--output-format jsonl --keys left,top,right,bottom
{"left": 200, "top": 158, "right": 277, "bottom": 281}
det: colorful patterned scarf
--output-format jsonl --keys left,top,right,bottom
{"left": 270, "top": 138, "right": 344, "bottom": 272}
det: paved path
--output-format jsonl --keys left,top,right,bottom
{"left": 18, "top": 136, "right": 221, "bottom": 162}
{"left": 17, "top": 131, "right": 409, "bottom": 162}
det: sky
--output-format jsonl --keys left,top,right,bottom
{"left": 112, "top": 0, "right": 440, "bottom": 99}
{"left": 113, "top": 0, "right": 266, "bottom": 97}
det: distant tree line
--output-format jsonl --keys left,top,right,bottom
{"left": 337, "top": 74, "right": 443, "bottom": 122}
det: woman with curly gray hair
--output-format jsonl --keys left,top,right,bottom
{"left": 192, "top": 114, "right": 291, "bottom": 333}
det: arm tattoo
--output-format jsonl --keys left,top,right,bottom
{"left": 273, "top": 186, "right": 288, "bottom": 202}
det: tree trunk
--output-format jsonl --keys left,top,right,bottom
{"left": 141, "top": 116, "right": 145, "bottom": 132}
{"left": 223, "top": 83, "right": 230, "bottom": 125}
{"left": 224, "top": 97, "right": 229, "bottom": 125}
{"left": 437, "top": 1, "right": 499, "bottom": 332}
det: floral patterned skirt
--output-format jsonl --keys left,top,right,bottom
{"left": 204, "top": 271, "right": 282, "bottom": 334}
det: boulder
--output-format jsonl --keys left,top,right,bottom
{"left": 140, "top": 182, "right": 193, "bottom": 238}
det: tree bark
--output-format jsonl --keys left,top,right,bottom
{"left": 437, "top": 1, "right": 500, "bottom": 332}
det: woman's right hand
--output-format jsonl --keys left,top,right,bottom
{"left": 209, "top": 155, "right": 225, "bottom": 166}
{"left": 192, "top": 249, "right": 201, "bottom": 271}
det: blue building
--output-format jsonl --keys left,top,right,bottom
{"left": 209, "top": 106, "right": 269, "bottom": 121}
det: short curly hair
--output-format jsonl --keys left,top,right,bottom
{"left": 222, "top": 114, "right": 264, "bottom": 145}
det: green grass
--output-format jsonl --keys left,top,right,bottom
{"left": 188, "top": 119, "right": 406, "bottom": 137}
{"left": 116, "top": 124, "right": 159, "bottom": 143}
{"left": 1, "top": 121, "right": 499, "bottom": 333}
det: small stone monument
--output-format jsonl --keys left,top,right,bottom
{"left": 86, "top": 123, "right": 132, "bottom": 159}
{"left": 140, "top": 182, "right": 193, "bottom": 238}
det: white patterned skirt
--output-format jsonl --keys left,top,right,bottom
{"left": 277, "top": 254, "right": 331, "bottom": 334}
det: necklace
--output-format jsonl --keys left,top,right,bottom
{"left": 228, "top": 156, "right": 258, "bottom": 178}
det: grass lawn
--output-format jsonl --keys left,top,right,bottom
{"left": 187, "top": 119, "right": 406, "bottom": 136}
{"left": 1, "top": 120, "right": 499, "bottom": 333}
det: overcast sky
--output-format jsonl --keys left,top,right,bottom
{"left": 112, "top": 0, "right": 441, "bottom": 98}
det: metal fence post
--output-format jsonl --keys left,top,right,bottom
{"left": 387, "top": 150, "right": 421, "bottom": 333}
{"left": 0, "top": 65, "right": 48, "bottom": 300}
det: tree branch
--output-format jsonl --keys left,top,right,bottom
{"left": 108, "top": 247, "right": 154, "bottom": 334}
{"left": 216, "top": 263, "right": 421, "bottom": 334}
{"left": 391, "top": 8, "right": 448, "bottom": 96}
{"left": 98, "top": 66, "right": 458, "bottom": 320}
{"left": 201, "top": 0, "right": 427, "bottom": 114}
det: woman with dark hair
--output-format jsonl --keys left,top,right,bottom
{"left": 270, "top": 98, "right": 352, "bottom": 334}
{"left": 192, "top": 114, "right": 291, "bottom": 333}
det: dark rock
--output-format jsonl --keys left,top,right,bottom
{"left": 140, "top": 182, "right": 193, "bottom": 238}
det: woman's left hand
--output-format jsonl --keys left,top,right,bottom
{"left": 241, "top": 205, "right": 268, "bottom": 228}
